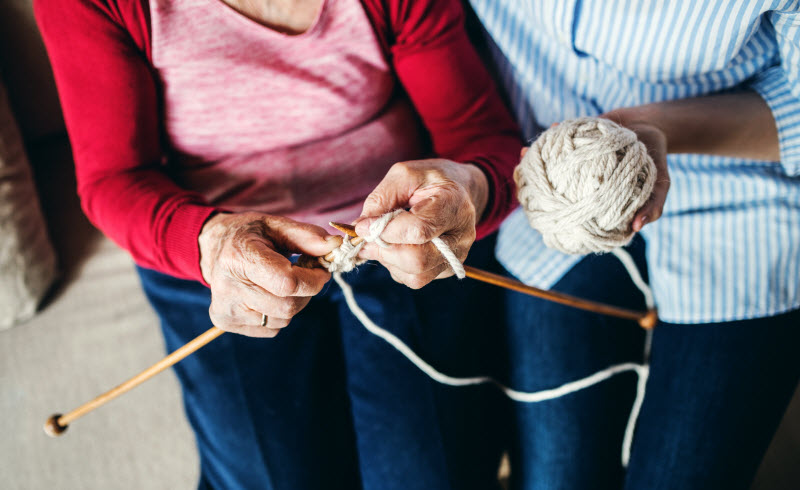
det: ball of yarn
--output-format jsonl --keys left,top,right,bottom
{"left": 514, "top": 117, "right": 656, "bottom": 255}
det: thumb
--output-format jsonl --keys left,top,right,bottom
{"left": 265, "top": 216, "right": 341, "bottom": 257}
{"left": 369, "top": 195, "right": 455, "bottom": 245}
{"left": 355, "top": 170, "right": 422, "bottom": 237}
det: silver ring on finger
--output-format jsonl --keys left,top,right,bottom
{"left": 260, "top": 313, "right": 267, "bottom": 327}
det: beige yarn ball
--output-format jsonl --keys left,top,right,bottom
{"left": 514, "top": 117, "right": 656, "bottom": 255}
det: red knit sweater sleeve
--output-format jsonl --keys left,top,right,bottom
{"left": 34, "top": 0, "right": 217, "bottom": 282}
{"left": 362, "top": 0, "right": 522, "bottom": 238}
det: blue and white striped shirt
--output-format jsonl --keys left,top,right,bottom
{"left": 469, "top": 0, "right": 800, "bottom": 323}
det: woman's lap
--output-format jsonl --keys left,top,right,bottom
{"left": 137, "top": 266, "right": 360, "bottom": 490}
{"left": 335, "top": 237, "right": 506, "bottom": 490}
{"left": 626, "top": 310, "right": 800, "bottom": 490}
{"left": 500, "top": 237, "right": 800, "bottom": 490}
{"left": 135, "top": 236, "right": 505, "bottom": 490}
{"left": 500, "top": 238, "right": 649, "bottom": 490}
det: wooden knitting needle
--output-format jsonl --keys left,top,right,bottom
{"left": 329, "top": 222, "right": 657, "bottom": 329}
{"left": 44, "top": 245, "right": 356, "bottom": 437}
{"left": 45, "top": 326, "right": 225, "bottom": 437}
{"left": 45, "top": 224, "right": 655, "bottom": 436}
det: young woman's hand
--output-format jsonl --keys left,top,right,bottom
{"left": 602, "top": 92, "right": 779, "bottom": 231}
{"left": 601, "top": 110, "right": 670, "bottom": 232}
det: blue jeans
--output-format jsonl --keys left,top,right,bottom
{"left": 136, "top": 237, "right": 505, "bottom": 490}
{"left": 500, "top": 236, "right": 800, "bottom": 490}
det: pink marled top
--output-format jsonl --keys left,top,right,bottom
{"left": 150, "top": 0, "right": 426, "bottom": 226}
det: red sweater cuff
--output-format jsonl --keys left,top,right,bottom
{"left": 468, "top": 155, "right": 518, "bottom": 240}
{"left": 161, "top": 203, "right": 219, "bottom": 284}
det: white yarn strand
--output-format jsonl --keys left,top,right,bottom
{"left": 321, "top": 238, "right": 366, "bottom": 273}
{"left": 622, "top": 362, "right": 649, "bottom": 467}
{"left": 609, "top": 248, "right": 655, "bottom": 465}
{"left": 333, "top": 272, "right": 644, "bottom": 402}
{"left": 431, "top": 237, "right": 465, "bottom": 279}
{"left": 611, "top": 248, "right": 655, "bottom": 310}
{"left": 366, "top": 209, "right": 403, "bottom": 248}
{"left": 321, "top": 210, "right": 653, "bottom": 467}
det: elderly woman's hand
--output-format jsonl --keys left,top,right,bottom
{"left": 198, "top": 213, "right": 340, "bottom": 337}
{"left": 353, "top": 159, "right": 488, "bottom": 289}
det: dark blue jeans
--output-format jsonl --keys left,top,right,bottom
{"left": 136, "top": 237, "right": 505, "bottom": 490}
{"left": 500, "top": 237, "right": 800, "bottom": 490}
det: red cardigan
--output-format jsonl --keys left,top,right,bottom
{"left": 35, "top": 0, "right": 522, "bottom": 282}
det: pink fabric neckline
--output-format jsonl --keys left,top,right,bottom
{"left": 208, "top": 0, "right": 328, "bottom": 39}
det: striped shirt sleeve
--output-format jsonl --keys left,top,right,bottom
{"left": 748, "top": 9, "right": 800, "bottom": 176}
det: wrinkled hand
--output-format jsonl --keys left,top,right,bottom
{"left": 602, "top": 109, "right": 670, "bottom": 231}
{"left": 198, "top": 212, "right": 341, "bottom": 337}
{"left": 353, "top": 159, "right": 488, "bottom": 289}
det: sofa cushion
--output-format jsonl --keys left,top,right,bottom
{"left": 0, "top": 0, "right": 65, "bottom": 143}
{"left": 0, "top": 81, "right": 57, "bottom": 329}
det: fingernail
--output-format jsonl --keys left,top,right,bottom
{"left": 325, "top": 235, "right": 344, "bottom": 248}
{"left": 637, "top": 215, "right": 649, "bottom": 231}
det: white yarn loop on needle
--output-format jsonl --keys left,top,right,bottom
{"left": 320, "top": 209, "right": 465, "bottom": 279}
{"left": 317, "top": 210, "right": 403, "bottom": 273}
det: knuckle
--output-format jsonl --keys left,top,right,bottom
{"left": 403, "top": 249, "right": 429, "bottom": 273}
{"left": 263, "top": 328, "right": 280, "bottom": 338}
{"left": 309, "top": 274, "right": 329, "bottom": 295}
{"left": 454, "top": 231, "right": 476, "bottom": 254}
{"left": 406, "top": 275, "right": 428, "bottom": 290}
{"left": 217, "top": 323, "right": 240, "bottom": 335}
{"left": 208, "top": 301, "right": 230, "bottom": 325}
{"left": 388, "top": 270, "right": 403, "bottom": 285}
{"left": 211, "top": 317, "right": 237, "bottom": 333}
{"left": 276, "top": 298, "right": 303, "bottom": 318}
{"left": 269, "top": 318, "right": 291, "bottom": 330}
{"left": 391, "top": 161, "right": 412, "bottom": 176}
{"left": 363, "top": 192, "right": 385, "bottom": 209}
{"left": 271, "top": 272, "right": 298, "bottom": 297}
{"left": 405, "top": 224, "right": 434, "bottom": 244}
{"left": 208, "top": 309, "right": 225, "bottom": 327}
{"left": 362, "top": 192, "right": 393, "bottom": 217}
{"left": 425, "top": 167, "right": 448, "bottom": 182}
{"left": 465, "top": 224, "right": 477, "bottom": 242}
{"left": 454, "top": 243, "right": 470, "bottom": 262}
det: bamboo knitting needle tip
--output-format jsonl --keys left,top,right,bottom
{"left": 638, "top": 309, "right": 659, "bottom": 329}
{"left": 296, "top": 224, "right": 363, "bottom": 269}
{"left": 44, "top": 414, "right": 67, "bottom": 437}
{"left": 329, "top": 222, "right": 358, "bottom": 237}
{"left": 44, "top": 326, "right": 225, "bottom": 437}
